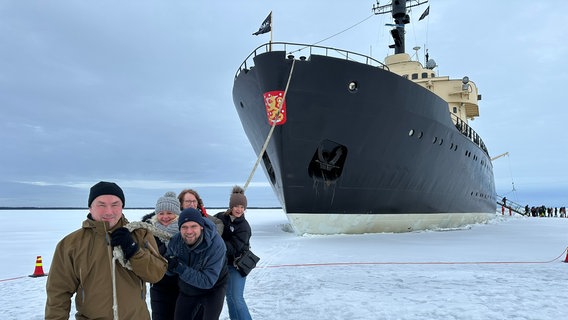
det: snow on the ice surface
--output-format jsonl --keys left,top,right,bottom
{"left": 1, "top": 209, "right": 567, "bottom": 319}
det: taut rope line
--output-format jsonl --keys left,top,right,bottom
{"left": 243, "top": 59, "right": 297, "bottom": 191}
{"left": 258, "top": 247, "right": 568, "bottom": 269}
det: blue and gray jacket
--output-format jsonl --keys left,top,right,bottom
{"left": 167, "top": 217, "right": 228, "bottom": 295}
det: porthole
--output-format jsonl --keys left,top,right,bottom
{"left": 408, "top": 129, "right": 414, "bottom": 137}
{"left": 348, "top": 81, "right": 358, "bottom": 92}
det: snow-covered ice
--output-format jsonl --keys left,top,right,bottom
{"left": 1, "top": 209, "right": 567, "bottom": 319}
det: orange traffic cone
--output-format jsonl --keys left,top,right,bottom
{"left": 29, "top": 255, "right": 47, "bottom": 277}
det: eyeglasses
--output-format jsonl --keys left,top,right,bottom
{"left": 183, "top": 200, "right": 198, "bottom": 204}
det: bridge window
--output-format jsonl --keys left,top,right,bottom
{"left": 411, "top": 73, "right": 418, "bottom": 80}
{"left": 421, "top": 72, "right": 428, "bottom": 78}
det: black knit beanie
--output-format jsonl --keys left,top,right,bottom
{"left": 178, "top": 208, "right": 205, "bottom": 230}
{"left": 88, "top": 181, "right": 125, "bottom": 208}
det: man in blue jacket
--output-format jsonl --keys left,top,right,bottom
{"left": 166, "top": 207, "right": 228, "bottom": 320}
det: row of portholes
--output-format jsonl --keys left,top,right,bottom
{"left": 408, "top": 129, "right": 458, "bottom": 151}
{"left": 464, "top": 150, "right": 478, "bottom": 161}
{"left": 471, "top": 191, "right": 493, "bottom": 200}
{"left": 409, "top": 129, "right": 492, "bottom": 167}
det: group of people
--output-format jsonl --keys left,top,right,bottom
{"left": 524, "top": 205, "right": 567, "bottom": 218}
{"left": 45, "top": 181, "right": 254, "bottom": 320}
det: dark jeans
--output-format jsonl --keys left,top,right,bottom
{"left": 151, "top": 274, "right": 179, "bottom": 320}
{"left": 174, "top": 281, "right": 227, "bottom": 320}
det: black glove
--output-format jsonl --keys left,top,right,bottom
{"left": 156, "top": 238, "right": 167, "bottom": 256}
{"left": 110, "top": 227, "right": 139, "bottom": 260}
{"left": 166, "top": 256, "right": 179, "bottom": 272}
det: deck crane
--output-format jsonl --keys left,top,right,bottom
{"left": 491, "top": 152, "right": 509, "bottom": 161}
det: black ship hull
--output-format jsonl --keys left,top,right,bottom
{"left": 233, "top": 45, "right": 496, "bottom": 234}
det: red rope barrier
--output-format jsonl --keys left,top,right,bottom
{"left": 0, "top": 275, "right": 28, "bottom": 282}
{"left": 260, "top": 248, "right": 568, "bottom": 269}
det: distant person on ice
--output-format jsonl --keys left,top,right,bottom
{"left": 45, "top": 181, "right": 167, "bottom": 320}
{"left": 166, "top": 207, "right": 228, "bottom": 319}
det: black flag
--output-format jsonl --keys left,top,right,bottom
{"left": 418, "top": 6, "right": 429, "bottom": 21}
{"left": 253, "top": 12, "right": 272, "bottom": 35}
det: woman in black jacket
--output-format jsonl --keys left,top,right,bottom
{"left": 215, "top": 186, "right": 253, "bottom": 320}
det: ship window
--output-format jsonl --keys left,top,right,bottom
{"left": 348, "top": 81, "right": 358, "bottom": 93}
{"left": 439, "top": 139, "right": 443, "bottom": 145}
{"left": 418, "top": 131, "right": 423, "bottom": 139}
{"left": 453, "top": 107, "right": 457, "bottom": 113}
{"left": 421, "top": 72, "right": 428, "bottom": 78}
{"left": 411, "top": 73, "right": 418, "bottom": 80}
{"left": 408, "top": 129, "right": 414, "bottom": 136}
{"left": 431, "top": 73, "right": 435, "bottom": 78}
{"left": 432, "top": 137, "right": 438, "bottom": 144}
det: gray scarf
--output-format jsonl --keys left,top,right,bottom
{"left": 152, "top": 219, "right": 179, "bottom": 246}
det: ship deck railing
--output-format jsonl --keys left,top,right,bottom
{"left": 451, "top": 114, "right": 489, "bottom": 156}
{"left": 235, "top": 41, "right": 388, "bottom": 79}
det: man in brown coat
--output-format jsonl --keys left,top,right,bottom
{"left": 45, "top": 181, "right": 167, "bottom": 320}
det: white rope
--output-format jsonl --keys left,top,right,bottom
{"left": 110, "top": 221, "right": 172, "bottom": 319}
{"left": 243, "top": 59, "right": 297, "bottom": 191}
{"left": 112, "top": 221, "right": 172, "bottom": 270}
{"left": 111, "top": 256, "right": 119, "bottom": 320}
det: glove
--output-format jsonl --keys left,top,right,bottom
{"left": 166, "top": 256, "right": 179, "bottom": 273}
{"left": 111, "top": 227, "right": 139, "bottom": 260}
{"left": 156, "top": 238, "right": 167, "bottom": 256}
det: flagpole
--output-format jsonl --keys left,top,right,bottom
{"left": 269, "top": 11, "right": 273, "bottom": 51}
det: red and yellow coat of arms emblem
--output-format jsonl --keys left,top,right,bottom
{"left": 263, "top": 90, "right": 287, "bottom": 125}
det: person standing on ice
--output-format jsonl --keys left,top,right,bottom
{"left": 45, "top": 181, "right": 167, "bottom": 320}
{"left": 215, "top": 186, "right": 253, "bottom": 320}
{"left": 179, "top": 188, "right": 224, "bottom": 235}
{"left": 166, "top": 207, "right": 228, "bottom": 320}
{"left": 146, "top": 191, "right": 182, "bottom": 320}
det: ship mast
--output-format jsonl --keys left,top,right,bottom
{"left": 372, "top": 0, "right": 428, "bottom": 54}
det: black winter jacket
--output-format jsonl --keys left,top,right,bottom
{"left": 215, "top": 210, "right": 252, "bottom": 265}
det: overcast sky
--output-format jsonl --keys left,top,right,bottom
{"left": 1, "top": 0, "right": 567, "bottom": 208}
